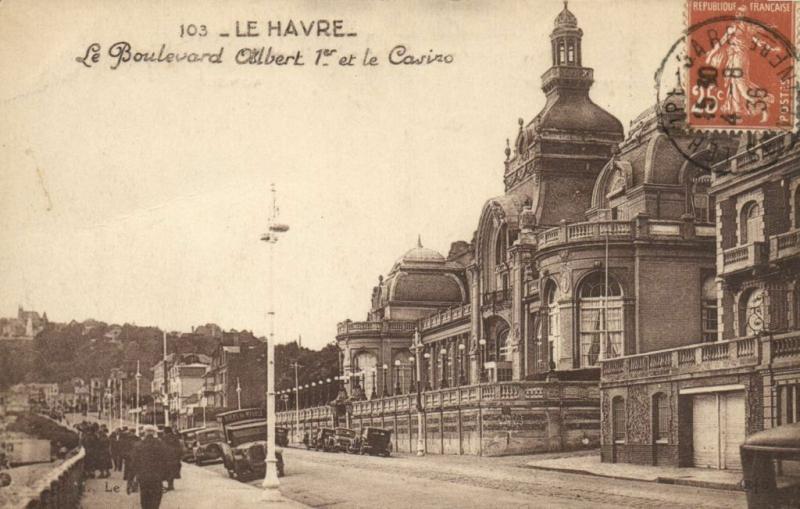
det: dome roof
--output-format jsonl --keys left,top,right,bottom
{"left": 535, "top": 95, "right": 624, "bottom": 135}
{"left": 554, "top": 2, "right": 578, "bottom": 28}
{"left": 399, "top": 245, "right": 446, "bottom": 264}
{"left": 390, "top": 273, "right": 463, "bottom": 303}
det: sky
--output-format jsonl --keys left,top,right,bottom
{"left": 0, "top": 0, "right": 682, "bottom": 349}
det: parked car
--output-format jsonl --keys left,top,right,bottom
{"left": 275, "top": 426, "right": 289, "bottom": 448}
{"left": 740, "top": 422, "right": 800, "bottom": 508}
{"left": 314, "top": 428, "right": 335, "bottom": 452}
{"left": 216, "top": 408, "right": 285, "bottom": 481}
{"left": 178, "top": 427, "right": 203, "bottom": 462}
{"left": 358, "top": 427, "right": 392, "bottom": 456}
{"left": 193, "top": 428, "right": 225, "bottom": 465}
{"left": 331, "top": 428, "right": 356, "bottom": 452}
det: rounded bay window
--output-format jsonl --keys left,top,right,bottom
{"left": 578, "top": 272, "right": 624, "bottom": 367}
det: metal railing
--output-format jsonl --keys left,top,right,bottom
{"left": 337, "top": 320, "right": 417, "bottom": 336}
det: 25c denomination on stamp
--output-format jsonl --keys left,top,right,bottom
{"left": 686, "top": 0, "right": 796, "bottom": 131}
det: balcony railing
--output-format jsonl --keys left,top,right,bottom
{"left": 720, "top": 241, "right": 768, "bottom": 275}
{"left": 537, "top": 220, "right": 633, "bottom": 249}
{"left": 337, "top": 320, "right": 417, "bottom": 336}
{"left": 770, "top": 228, "right": 800, "bottom": 262}
{"left": 601, "top": 335, "right": 772, "bottom": 383}
{"left": 483, "top": 288, "right": 511, "bottom": 308}
{"left": 419, "top": 303, "right": 471, "bottom": 331}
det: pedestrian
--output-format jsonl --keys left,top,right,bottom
{"left": 96, "top": 427, "right": 112, "bottom": 478}
{"left": 83, "top": 423, "right": 99, "bottom": 478}
{"left": 123, "top": 430, "right": 140, "bottom": 495}
{"left": 129, "top": 425, "right": 168, "bottom": 509}
{"left": 161, "top": 427, "right": 182, "bottom": 491}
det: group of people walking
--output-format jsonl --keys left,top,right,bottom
{"left": 76, "top": 421, "right": 184, "bottom": 509}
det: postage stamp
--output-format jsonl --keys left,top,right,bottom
{"left": 685, "top": 0, "right": 796, "bottom": 131}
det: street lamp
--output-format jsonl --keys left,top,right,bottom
{"left": 236, "top": 377, "right": 242, "bottom": 410}
{"left": 411, "top": 328, "right": 425, "bottom": 456}
{"left": 479, "top": 338, "right": 488, "bottom": 382}
{"left": 382, "top": 364, "right": 388, "bottom": 397}
{"left": 440, "top": 346, "right": 449, "bottom": 389}
{"left": 458, "top": 343, "right": 466, "bottom": 386}
{"left": 423, "top": 352, "right": 432, "bottom": 390}
{"left": 135, "top": 361, "right": 141, "bottom": 436}
{"left": 312, "top": 382, "right": 317, "bottom": 407}
{"left": 408, "top": 356, "right": 416, "bottom": 393}
{"left": 368, "top": 369, "right": 376, "bottom": 400}
{"left": 304, "top": 384, "right": 310, "bottom": 408}
{"left": 394, "top": 359, "right": 402, "bottom": 395}
{"left": 326, "top": 378, "right": 332, "bottom": 404}
{"left": 259, "top": 183, "right": 289, "bottom": 494}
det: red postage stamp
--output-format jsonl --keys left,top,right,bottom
{"left": 686, "top": 0, "right": 796, "bottom": 131}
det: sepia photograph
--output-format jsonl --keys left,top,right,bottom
{"left": 1, "top": 0, "right": 799, "bottom": 507}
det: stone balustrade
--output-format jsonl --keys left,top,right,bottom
{"left": 771, "top": 228, "right": 800, "bottom": 262}
{"left": 720, "top": 241, "right": 768, "bottom": 275}
{"left": 337, "top": 319, "right": 417, "bottom": 337}
{"left": 419, "top": 303, "right": 472, "bottom": 332}
{"left": 276, "top": 380, "right": 600, "bottom": 457}
{"left": 600, "top": 333, "right": 800, "bottom": 384}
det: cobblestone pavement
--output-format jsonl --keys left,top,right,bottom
{"left": 205, "top": 447, "right": 748, "bottom": 509}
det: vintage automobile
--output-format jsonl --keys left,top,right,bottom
{"left": 275, "top": 426, "right": 289, "bottom": 448}
{"left": 357, "top": 427, "right": 393, "bottom": 456}
{"left": 740, "top": 422, "right": 800, "bottom": 508}
{"left": 178, "top": 427, "right": 203, "bottom": 462}
{"left": 314, "top": 428, "right": 335, "bottom": 452}
{"left": 192, "top": 427, "right": 225, "bottom": 465}
{"left": 217, "top": 408, "right": 285, "bottom": 481}
{"left": 330, "top": 428, "right": 357, "bottom": 453}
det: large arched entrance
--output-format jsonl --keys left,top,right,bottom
{"left": 482, "top": 316, "right": 512, "bottom": 382}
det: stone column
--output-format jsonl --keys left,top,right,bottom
{"left": 509, "top": 246, "right": 524, "bottom": 380}
{"left": 468, "top": 264, "right": 481, "bottom": 384}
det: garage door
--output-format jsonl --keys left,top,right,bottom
{"left": 722, "top": 391, "right": 745, "bottom": 470}
{"left": 692, "top": 394, "right": 719, "bottom": 468}
{"left": 691, "top": 391, "right": 745, "bottom": 470}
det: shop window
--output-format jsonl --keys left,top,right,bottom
{"left": 653, "top": 393, "right": 670, "bottom": 443}
{"left": 777, "top": 384, "right": 800, "bottom": 425}
{"left": 701, "top": 276, "right": 718, "bottom": 342}
{"left": 578, "top": 272, "right": 624, "bottom": 367}
{"left": 612, "top": 396, "right": 626, "bottom": 443}
{"left": 495, "top": 224, "right": 508, "bottom": 266}
{"left": 740, "top": 201, "right": 761, "bottom": 245}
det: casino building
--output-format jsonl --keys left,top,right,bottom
{"left": 276, "top": 3, "right": 757, "bottom": 458}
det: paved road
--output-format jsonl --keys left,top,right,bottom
{"left": 205, "top": 447, "right": 748, "bottom": 509}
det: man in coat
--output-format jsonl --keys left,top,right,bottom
{"left": 160, "top": 427, "right": 183, "bottom": 491}
{"left": 129, "top": 425, "right": 168, "bottom": 509}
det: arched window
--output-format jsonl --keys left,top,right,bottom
{"left": 497, "top": 328, "right": 510, "bottom": 362}
{"left": 692, "top": 181, "right": 713, "bottom": 223}
{"left": 740, "top": 201, "right": 761, "bottom": 245}
{"left": 567, "top": 41, "right": 575, "bottom": 63}
{"left": 794, "top": 187, "right": 800, "bottom": 228}
{"left": 741, "top": 288, "right": 765, "bottom": 335}
{"left": 558, "top": 41, "right": 566, "bottom": 65}
{"left": 578, "top": 273, "right": 624, "bottom": 367}
{"left": 546, "top": 281, "right": 561, "bottom": 369}
{"left": 612, "top": 396, "right": 626, "bottom": 443}
{"left": 653, "top": 393, "right": 670, "bottom": 443}
{"left": 701, "top": 276, "right": 718, "bottom": 342}
{"left": 495, "top": 224, "right": 508, "bottom": 266}
{"left": 353, "top": 351, "right": 377, "bottom": 398}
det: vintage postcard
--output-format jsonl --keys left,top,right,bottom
{"left": 1, "top": 1, "right": 798, "bottom": 508}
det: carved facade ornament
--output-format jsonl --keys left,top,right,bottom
{"left": 559, "top": 266, "right": 571, "bottom": 296}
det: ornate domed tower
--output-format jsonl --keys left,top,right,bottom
{"left": 503, "top": 2, "right": 624, "bottom": 227}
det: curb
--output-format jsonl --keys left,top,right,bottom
{"left": 524, "top": 464, "right": 742, "bottom": 492}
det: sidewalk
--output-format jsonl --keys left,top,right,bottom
{"left": 525, "top": 453, "right": 743, "bottom": 491}
{"left": 81, "top": 462, "right": 307, "bottom": 508}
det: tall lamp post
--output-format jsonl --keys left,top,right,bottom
{"left": 423, "top": 352, "right": 431, "bottom": 390}
{"left": 135, "top": 360, "right": 141, "bottom": 436}
{"left": 458, "top": 343, "right": 466, "bottom": 386}
{"left": 326, "top": 378, "right": 332, "bottom": 403}
{"left": 236, "top": 377, "right": 242, "bottom": 410}
{"left": 370, "top": 368, "right": 377, "bottom": 400}
{"left": 408, "top": 356, "right": 416, "bottom": 393}
{"left": 259, "top": 183, "right": 289, "bottom": 494}
{"left": 382, "top": 364, "right": 388, "bottom": 396}
{"left": 411, "top": 328, "right": 425, "bottom": 456}
{"left": 440, "top": 346, "right": 449, "bottom": 389}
